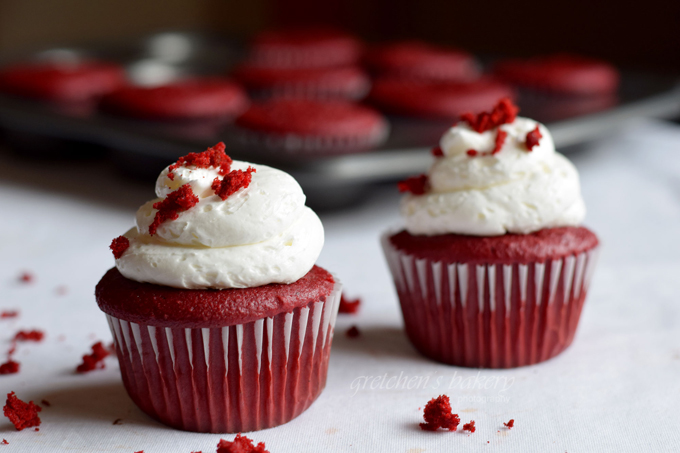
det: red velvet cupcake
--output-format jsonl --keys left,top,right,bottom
{"left": 493, "top": 54, "right": 619, "bottom": 96}
{"left": 101, "top": 78, "right": 249, "bottom": 120}
{"left": 234, "top": 99, "right": 389, "bottom": 154}
{"left": 381, "top": 99, "right": 599, "bottom": 368}
{"left": 247, "top": 27, "right": 362, "bottom": 68}
{"left": 232, "top": 64, "right": 370, "bottom": 100}
{"left": 364, "top": 41, "right": 480, "bottom": 82}
{"left": 97, "top": 143, "right": 341, "bottom": 432}
{"left": 369, "top": 77, "right": 515, "bottom": 119}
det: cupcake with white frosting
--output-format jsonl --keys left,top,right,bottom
{"left": 97, "top": 143, "right": 341, "bottom": 432}
{"left": 381, "top": 99, "right": 599, "bottom": 368}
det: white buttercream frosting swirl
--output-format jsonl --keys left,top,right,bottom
{"left": 115, "top": 159, "right": 324, "bottom": 289}
{"left": 402, "top": 116, "right": 586, "bottom": 236}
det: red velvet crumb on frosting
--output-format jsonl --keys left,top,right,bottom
{"left": 525, "top": 126, "right": 542, "bottom": 151}
{"left": 339, "top": 294, "right": 361, "bottom": 314}
{"left": 217, "top": 434, "right": 269, "bottom": 453}
{"left": 463, "top": 420, "right": 476, "bottom": 433}
{"left": 3, "top": 392, "right": 41, "bottom": 431}
{"left": 419, "top": 395, "right": 460, "bottom": 431}
{"left": 460, "top": 97, "right": 518, "bottom": 133}
{"left": 110, "top": 236, "right": 130, "bottom": 259}
{"left": 14, "top": 330, "right": 44, "bottom": 342}
{"left": 431, "top": 145, "right": 444, "bottom": 157}
{"left": 149, "top": 184, "right": 199, "bottom": 236}
{"left": 212, "top": 167, "right": 257, "bottom": 201}
{"left": 168, "top": 142, "right": 232, "bottom": 181}
{"left": 0, "top": 360, "right": 19, "bottom": 375}
{"left": 76, "top": 341, "right": 111, "bottom": 373}
{"left": 504, "top": 419, "right": 515, "bottom": 429}
{"left": 0, "top": 311, "right": 18, "bottom": 319}
{"left": 466, "top": 127, "right": 507, "bottom": 157}
{"left": 346, "top": 325, "right": 361, "bottom": 338}
{"left": 398, "top": 174, "right": 429, "bottom": 195}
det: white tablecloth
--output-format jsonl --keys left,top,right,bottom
{"left": 0, "top": 119, "right": 679, "bottom": 452}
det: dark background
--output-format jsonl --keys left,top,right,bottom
{"left": 0, "top": 0, "right": 678, "bottom": 72}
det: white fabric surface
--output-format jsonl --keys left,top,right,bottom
{"left": 0, "top": 119, "right": 679, "bottom": 452}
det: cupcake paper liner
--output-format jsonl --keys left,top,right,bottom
{"left": 381, "top": 233, "right": 599, "bottom": 368}
{"left": 106, "top": 279, "right": 342, "bottom": 433}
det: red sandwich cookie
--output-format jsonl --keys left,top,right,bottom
{"left": 493, "top": 54, "right": 619, "bottom": 96}
{"left": 234, "top": 98, "right": 389, "bottom": 154}
{"left": 232, "top": 64, "right": 370, "bottom": 100}
{"left": 101, "top": 78, "right": 249, "bottom": 120}
{"left": 364, "top": 41, "right": 480, "bottom": 82}
{"left": 247, "top": 27, "right": 362, "bottom": 68}
{"left": 369, "top": 77, "right": 515, "bottom": 119}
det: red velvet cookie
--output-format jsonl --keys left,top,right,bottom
{"left": 234, "top": 98, "right": 389, "bottom": 153}
{"left": 0, "top": 60, "right": 125, "bottom": 103}
{"left": 364, "top": 41, "right": 480, "bottom": 82}
{"left": 247, "top": 27, "right": 362, "bottom": 68}
{"left": 101, "top": 78, "right": 249, "bottom": 120}
{"left": 232, "top": 64, "right": 370, "bottom": 100}
{"left": 493, "top": 54, "right": 619, "bottom": 95}
{"left": 369, "top": 77, "right": 515, "bottom": 119}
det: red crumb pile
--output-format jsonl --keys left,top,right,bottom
{"left": 212, "top": 167, "right": 257, "bottom": 201}
{"left": 3, "top": 392, "right": 41, "bottom": 431}
{"left": 463, "top": 420, "right": 476, "bottom": 433}
{"left": 110, "top": 236, "right": 130, "bottom": 259}
{"left": 346, "top": 325, "right": 361, "bottom": 338}
{"left": 14, "top": 330, "right": 44, "bottom": 342}
{"left": 217, "top": 434, "right": 269, "bottom": 453}
{"left": 461, "top": 97, "right": 519, "bottom": 133}
{"left": 149, "top": 184, "right": 199, "bottom": 236}
{"left": 398, "top": 174, "right": 429, "bottom": 195}
{"left": 167, "top": 142, "right": 232, "bottom": 180}
{"left": 420, "top": 395, "right": 460, "bottom": 431}
{"left": 0, "top": 311, "right": 19, "bottom": 319}
{"left": 76, "top": 341, "right": 111, "bottom": 373}
{"left": 0, "top": 360, "right": 19, "bottom": 375}
{"left": 525, "top": 126, "right": 542, "bottom": 151}
{"left": 339, "top": 294, "right": 361, "bottom": 314}
{"left": 504, "top": 419, "right": 515, "bottom": 429}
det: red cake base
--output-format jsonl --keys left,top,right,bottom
{"left": 382, "top": 227, "right": 599, "bottom": 368}
{"left": 97, "top": 267, "right": 341, "bottom": 433}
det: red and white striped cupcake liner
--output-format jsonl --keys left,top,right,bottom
{"left": 106, "top": 279, "right": 342, "bottom": 433}
{"left": 381, "top": 234, "right": 599, "bottom": 368}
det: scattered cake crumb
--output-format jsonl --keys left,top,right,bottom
{"left": 431, "top": 146, "right": 444, "bottom": 157}
{"left": 3, "top": 392, "right": 42, "bottom": 431}
{"left": 217, "top": 434, "right": 269, "bottom": 453}
{"left": 1, "top": 439, "right": 7, "bottom": 444}
{"left": 212, "top": 167, "right": 257, "bottom": 201}
{"left": 525, "top": 126, "right": 542, "bottom": 151}
{"left": 110, "top": 236, "right": 130, "bottom": 259}
{"left": 14, "top": 330, "right": 44, "bottom": 342}
{"left": 76, "top": 341, "right": 111, "bottom": 373}
{"left": 168, "top": 142, "right": 232, "bottom": 180}
{"left": 346, "top": 326, "right": 361, "bottom": 338}
{"left": 338, "top": 294, "right": 361, "bottom": 314}
{"left": 0, "top": 311, "right": 19, "bottom": 319}
{"left": 149, "top": 184, "right": 200, "bottom": 235}
{"left": 40, "top": 400, "right": 50, "bottom": 407}
{"left": 461, "top": 98, "right": 518, "bottom": 133}
{"left": 504, "top": 419, "right": 514, "bottom": 429}
{"left": 0, "top": 360, "right": 20, "bottom": 375}
{"left": 398, "top": 174, "right": 429, "bottom": 195}
{"left": 463, "top": 420, "right": 476, "bottom": 433}
{"left": 419, "top": 395, "right": 460, "bottom": 431}
{"left": 18, "top": 272, "right": 34, "bottom": 284}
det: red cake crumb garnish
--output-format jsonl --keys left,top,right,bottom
{"left": 0, "top": 360, "right": 19, "bottom": 375}
{"left": 167, "top": 142, "right": 232, "bottom": 181}
{"left": 211, "top": 167, "right": 257, "bottom": 201}
{"left": 110, "top": 236, "right": 130, "bottom": 259}
{"left": 14, "top": 330, "right": 44, "bottom": 342}
{"left": 431, "top": 145, "right": 444, "bottom": 157}
{"left": 1, "top": 439, "right": 7, "bottom": 445}
{"left": 397, "top": 174, "right": 429, "bottom": 195}
{"left": 346, "top": 325, "right": 361, "bottom": 338}
{"left": 3, "top": 392, "right": 42, "bottom": 431}
{"left": 149, "top": 184, "right": 199, "bottom": 236}
{"left": 76, "top": 341, "right": 111, "bottom": 373}
{"left": 217, "top": 434, "right": 269, "bottom": 453}
{"left": 40, "top": 400, "right": 50, "bottom": 407}
{"left": 466, "top": 149, "right": 478, "bottom": 157}
{"left": 463, "top": 420, "right": 476, "bottom": 433}
{"left": 338, "top": 294, "right": 361, "bottom": 314}
{"left": 18, "top": 272, "right": 34, "bottom": 284}
{"left": 466, "top": 129, "right": 507, "bottom": 157}
{"left": 525, "top": 126, "right": 542, "bottom": 151}
{"left": 460, "top": 97, "right": 519, "bottom": 133}
{"left": 504, "top": 419, "right": 514, "bottom": 429}
{"left": 113, "top": 418, "right": 123, "bottom": 425}
{"left": 419, "top": 395, "right": 460, "bottom": 431}
{"left": 0, "top": 311, "right": 19, "bottom": 319}
{"left": 134, "top": 451, "right": 143, "bottom": 453}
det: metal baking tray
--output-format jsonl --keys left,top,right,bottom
{"left": 1, "top": 31, "right": 679, "bottom": 209}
